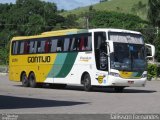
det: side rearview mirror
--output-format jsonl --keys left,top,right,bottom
{"left": 145, "top": 44, "right": 155, "bottom": 58}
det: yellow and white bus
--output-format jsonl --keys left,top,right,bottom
{"left": 9, "top": 29, "right": 155, "bottom": 92}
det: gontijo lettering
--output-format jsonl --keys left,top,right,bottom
{"left": 28, "top": 56, "right": 51, "bottom": 63}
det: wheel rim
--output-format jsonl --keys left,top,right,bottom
{"left": 30, "top": 75, "right": 34, "bottom": 85}
{"left": 22, "top": 73, "right": 28, "bottom": 86}
{"left": 29, "top": 73, "right": 36, "bottom": 88}
{"left": 22, "top": 75, "right": 26, "bottom": 83}
{"left": 84, "top": 75, "right": 91, "bottom": 90}
{"left": 84, "top": 78, "right": 89, "bottom": 88}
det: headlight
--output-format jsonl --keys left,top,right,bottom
{"left": 109, "top": 72, "right": 120, "bottom": 77}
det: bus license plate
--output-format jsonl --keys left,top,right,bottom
{"left": 128, "top": 81, "right": 134, "bottom": 84}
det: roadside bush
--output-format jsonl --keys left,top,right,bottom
{"left": 147, "top": 63, "right": 157, "bottom": 80}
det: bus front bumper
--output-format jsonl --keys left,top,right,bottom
{"left": 107, "top": 76, "right": 147, "bottom": 87}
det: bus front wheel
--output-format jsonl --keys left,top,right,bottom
{"left": 83, "top": 73, "right": 92, "bottom": 91}
{"left": 29, "top": 72, "right": 37, "bottom": 88}
{"left": 21, "top": 72, "right": 29, "bottom": 87}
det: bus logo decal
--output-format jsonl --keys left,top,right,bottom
{"left": 28, "top": 56, "right": 51, "bottom": 63}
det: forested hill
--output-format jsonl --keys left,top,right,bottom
{"left": 62, "top": 0, "right": 148, "bottom": 20}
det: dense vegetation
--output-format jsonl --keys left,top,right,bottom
{"left": 89, "top": 11, "right": 147, "bottom": 29}
{"left": 147, "top": 0, "right": 160, "bottom": 62}
{"left": 61, "top": 0, "right": 148, "bottom": 20}
{"left": 0, "top": 0, "right": 76, "bottom": 64}
{"left": 0, "top": 0, "right": 160, "bottom": 66}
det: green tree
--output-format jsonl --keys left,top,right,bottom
{"left": 131, "top": 1, "right": 147, "bottom": 19}
{"left": 148, "top": 0, "right": 160, "bottom": 27}
{"left": 63, "top": 14, "right": 78, "bottom": 28}
{"left": 25, "top": 15, "right": 45, "bottom": 35}
{"left": 90, "top": 11, "right": 147, "bottom": 30}
{"left": 0, "top": 0, "right": 67, "bottom": 65}
{"left": 148, "top": 0, "right": 160, "bottom": 62}
{"left": 139, "top": 26, "right": 156, "bottom": 44}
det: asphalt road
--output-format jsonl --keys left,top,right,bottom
{"left": 0, "top": 75, "right": 160, "bottom": 114}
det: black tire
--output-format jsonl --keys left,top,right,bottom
{"left": 83, "top": 73, "right": 92, "bottom": 91}
{"left": 21, "top": 72, "right": 29, "bottom": 87}
{"left": 29, "top": 72, "right": 37, "bottom": 88}
{"left": 114, "top": 87, "right": 124, "bottom": 93}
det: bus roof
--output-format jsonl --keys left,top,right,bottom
{"left": 89, "top": 28, "right": 141, "bottom": 35}
{"left": 11, "top": 29, "right": 88, "bottom": 41}
{"left": 11, "top": 28, "right": 141, "bottom": 41}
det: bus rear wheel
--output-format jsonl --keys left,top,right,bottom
{"left": 83, "top": 73, "right": 92, "bottom": 91}
{"left": 29, "top": 72, "right": 37, "bottom": 88}
{"left": 21, "top": 72, "right": 29, "bottom": 87}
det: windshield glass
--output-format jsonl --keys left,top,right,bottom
{"left": 109, "top": 32, "right": 146, "bottom": 71}
{"left": 110, "top": 43, "right": 146, "bottom": 71}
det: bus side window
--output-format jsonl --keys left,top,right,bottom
{"left": 29, "top": 41, "right": 35, "bottom": 54}
{"left": 57, "top": 39, "right": 63, "bottom": 52}
{"left": 45, "top": 40, "right": 51, "bottom": 53}
{"left": 76, "top": 38, "right": 81, "bottom": 51}
{"left": 20, "top": 41, "right": 24, "bottom": 54}
{"left": 15, "top": 41, "right": 19, "bottom": 54}
{"left": 24, "top": 41, "right": 30, "bottom": 54}
{"left": 51, "top": 39, "right": 58, "bottom": 52}
{"left": 64, "top": 38, "right": 70, "bottom": 52}
{"left": 11, "top": 42, "right": 14, "bottom": 54}
{"left": 33, "top": 41, "right": 37, "bottom": 53}
{"left": 12, "top": 41, "right": 16, "bottom": 54}
{"left": 87, "top": 36, "right": 92, "bottom": 50}
{"left": 70, "top": 38, "right": 76, "bottom": 51}
{"left": 79, "top": 37, "right": 85, "bottom": 51}
{"left": 40, "top": 41, "right": 45, "bottom": 53}
{"left": 72, "top": 37, "right": 79, "bottom": 51}
{"left": 84, "top": 35, "right": 92, "bottom": 51}
{"left": 37, "top": 41, "right": 41, "bottom": 53}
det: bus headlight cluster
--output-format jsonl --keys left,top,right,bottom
{"left": 109, "top": 72, "right": 120, "bottom": 77}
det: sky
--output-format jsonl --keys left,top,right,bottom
{"left": 0, "top": 0, "right": 100, "bottom": 10}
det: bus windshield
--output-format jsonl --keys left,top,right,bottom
{"left": 109, "top": 32, "right": 146, "bottom": 71}
{"left": 110, "top": 43, "right": 146, "bottom": 71}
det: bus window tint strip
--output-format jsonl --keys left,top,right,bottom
{"left": 11, "top": 33, "right": 92, "bottom": 55}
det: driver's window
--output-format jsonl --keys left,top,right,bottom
{"left": 94, "top": 32, "right": 108, "bottom": 71}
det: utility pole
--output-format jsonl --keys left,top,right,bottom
{"left": 156, "top": 26, "right": 159, "bottom": 36}
{"left": 83, "top": 17, "right": 89, "bottom": 29}
{"left": 86, "top": 17, "right": 89, "bottom": 29}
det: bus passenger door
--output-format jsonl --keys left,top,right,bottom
{"left": 94, "top": 32, "right": 109, "bottom": 72}
{"left": 93, "top": 31, "right": 109, "bottom": 85}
